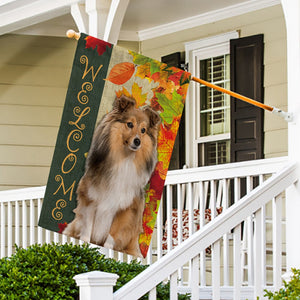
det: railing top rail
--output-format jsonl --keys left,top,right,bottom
{"left": 0, "top": 186, "right": 46, "bottom": 202}
{"left": 0, "top": 157, "right": 288, "bottom": 202}
{"left": 114, "top": 161, "right": 297, "bottom": 300}
{"left": 165, "top": 156, "right": 288, "bottom": 185}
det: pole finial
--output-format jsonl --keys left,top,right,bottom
{"left": 66, "top": 30, "right": 80, "bottom": 40}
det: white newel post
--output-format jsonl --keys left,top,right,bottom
{"left": 74, "top": 271, "right": 119, "bottom": 300}
{"left": 281, "top": 0, "right": 300, "bottom": 274}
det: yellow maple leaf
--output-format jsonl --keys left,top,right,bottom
{"left": 135, "top": 63, "right": 151, "bottom": 81}
{"left": 132, "top": 82, "right": 147, "bottom": 107}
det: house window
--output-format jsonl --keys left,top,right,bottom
{"left": 198, "top": 54, "right": 230, "bottom": 166}
{"left": 185, "top": 31, "right": 239, "bottom": 167}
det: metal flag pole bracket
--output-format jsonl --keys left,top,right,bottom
{"left": 66, "top": 30, "right": 293, "bottom": 123}
{"left": 271, "top": 107, "right": 293, "bottom": 122}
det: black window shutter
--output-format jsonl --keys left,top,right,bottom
{"left": 161, "top": 52, "right": 185, "bottom": 170}
{"left": 230, "top": 34, "right": 264, "bottom": 163}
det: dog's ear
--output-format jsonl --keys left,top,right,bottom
{"left": 113, "top": 95, "right": 136, "bottom": 112}
{"left": 144, "top": 107, "right": 161, "bottom": 127}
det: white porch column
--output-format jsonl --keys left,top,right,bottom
{"left": 84, "top": 0, "right": 129, "bottom": 44}
{"left": 74, "top": 271, "right": 119, "bottom": 300}
{"left": 281, "top": 0, "right": 300, "bottom": 272}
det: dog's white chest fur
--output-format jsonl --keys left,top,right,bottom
{"left": 87, "top": 156, "right": 148, "bottom": 244}
{"left": 88, "top": 157, "right": 148, "bottom": 210}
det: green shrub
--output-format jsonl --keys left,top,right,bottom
{"left": 264, "top": 268, "right": 300, "bottom": 299}
{"left": 0, "top": 243, "right": 190, "bottom": 300}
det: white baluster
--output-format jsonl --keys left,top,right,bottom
{"left": 233, "top": 224, "right": 242, "bottom": 300}
{"left": 118, "top": 251, "right": 124, "bottom": 263}
{"left": 222, "top": 178, "right": 229, "bottom": 286}
{"left": 273, "top": 194, "right": 283, "bottom": 290}
{"left": 148, "top": 287, "right": 156, "bottom": 300}
{"left": 246, "top": 176, "right": 254, "bottom": 285}
{"left": 53, "top": 232, "right": 59, "bottom": 244}
{"left": 15, "top": 200, "right": 20, "bottom": 247}
{"left": 234, "top": 177, "right": 240, "bottom": 203}
{"left": 22, "top": 200, "right": 27, "bottom": 248}
{"left": 45, "top": 229, "right": 51, "bottom": 244}
{"left": 30, "top": 199, "right": 35, "bottom": 245}
{"left": 210, "top": 180, "right": 216, "bottom": 219}
{"left": 170, "top": 271, "right": 178, "bottom": 300}
{"left": 62, "top": 232, "right": 68, "bottom": 244}
{"left": 7, "top": 201, "right": 12, "bottom": 256}
{"left": 212, "top": 241, "right": 220, "bottom": 300}
{"left": 187, "top": 182, "right": 193, "bottom": 234}
{"left": 191, "top": 255, "right": 199, "bottom": 300}
{"left": 254, "top": 208, "right": 263, "bottom": 299}
{"left": 177, "top": 183, "right": 183, "bottom": 285}
{"left": 199, "top": 181, "right": 206, "bottom": 286}
{"left": 37, "top": 198, "right": 43, "bottom": 244}
{"left": 166, "top": 184, "right": 173, "bottom": 252}
{"left": 156, "top": 200, "right": 163, "bottom": 259}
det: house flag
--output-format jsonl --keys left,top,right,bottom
{"left": 38, "top": 33, "right": 191, "bottom": 257}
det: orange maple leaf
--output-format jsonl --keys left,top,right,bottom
{"left": 115, "top": 86, "right": 131, "bottom": 98}
{"left": 106, "top": 62, "right": 135, "bottom": 85}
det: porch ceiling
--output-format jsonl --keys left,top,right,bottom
{"left": 0, "top": 0, "right": 280, "bottom": 41}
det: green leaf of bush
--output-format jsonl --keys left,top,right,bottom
{"left": 0, "top": 243, "right": 190, "bottom": 300}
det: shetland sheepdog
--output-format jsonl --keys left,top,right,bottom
{"left": 63, "top": 95, "right": 161, "bottom": 256}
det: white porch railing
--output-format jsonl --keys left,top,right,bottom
{"left": 112, "top": 161, "right": 298, "bottom": 300}
{"left": 0, "top": 156, "right": 293, "bottom": 299}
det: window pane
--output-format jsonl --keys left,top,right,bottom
{"left": 200, "top": 86, "right": 210, "bottom": 110}
{"left": 200, "top": 111, "right": 212, "bottom": 136}
{"left": 198, "top": 140, "right": 230, "bottom": 167}
{"left": 199, "top": 54, "right": 230, "bottom": 138}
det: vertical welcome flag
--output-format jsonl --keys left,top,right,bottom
{"left": 38, "top": 33, "right": 191, "bottom": 257}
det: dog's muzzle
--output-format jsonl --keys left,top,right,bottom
{"left": 129, "top": 137, "right": 141, "bottom": 151}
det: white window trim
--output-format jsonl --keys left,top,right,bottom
{"left": 185, "top": 31, "right": 239, "bottom": 167}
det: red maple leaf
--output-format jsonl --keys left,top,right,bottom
{"left": 149, "top": 165, "right": 166, "bottom": 193}
{"left": 168, "top": 70, "right": 184, "bottom": 85}
{"left": 85, "top": 36, "right": 112, "bottom": 56}
{"left": 139, "top": 242, "right": 149, "bottom": 258}
{"left": 58, "top": 222, "right": 68, "bottom": 234}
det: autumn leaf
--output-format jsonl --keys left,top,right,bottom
{"left": 106, "top": 62, "right": 135, "bottom": 85}
{"left": 149, "top": 61, "right": 161, "bottom": 75}
{"left": 156, "top": 91, "right": 184, "bottom": 124}
{"left": 58, "top": 222, "right": 68, "bottom": 234}
{"left": 153, "top": 161, "right": 168, "bottom": 181}
{"left": 132, "top": 82, "right": 147, "bottom": 107}
{"left": 85, "top": 36, "right": 112, "bottom": 56}
{"left": 176, "top": 84, "right": 189, "bottom": 98}
{"left": 180, "top": 71, "right": 192, "bottom": 85}
{"left": 135, "top": 63, "right": 151, "bottom": 81}
{"left": 168, "top": 70, "right": 184, "bottom": 85}
{"left": 129, "top": 50, "right": 152, "bottom": 65}
{"left": 157, "top": 122, "right": 180, "bottom": 169}
{"left": 115, "top": 86, "right": 131, "bottom": 98}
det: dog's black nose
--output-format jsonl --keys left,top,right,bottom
{"left": 134, "top": 138, "right": 140, "bottom": 147}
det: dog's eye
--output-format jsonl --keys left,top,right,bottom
{"left": 127, "top": 122, "right": 134, "bottom": 129}
{"left": 141, "top": 128, "right": 146, "bottom": 134}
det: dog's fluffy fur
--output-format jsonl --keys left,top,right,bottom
{"left": 63, "top": 95, "right": 160, "bottom": 256}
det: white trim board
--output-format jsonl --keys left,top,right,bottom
{"left": 138, "top": 0, "right": 280, "bottom": 41}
